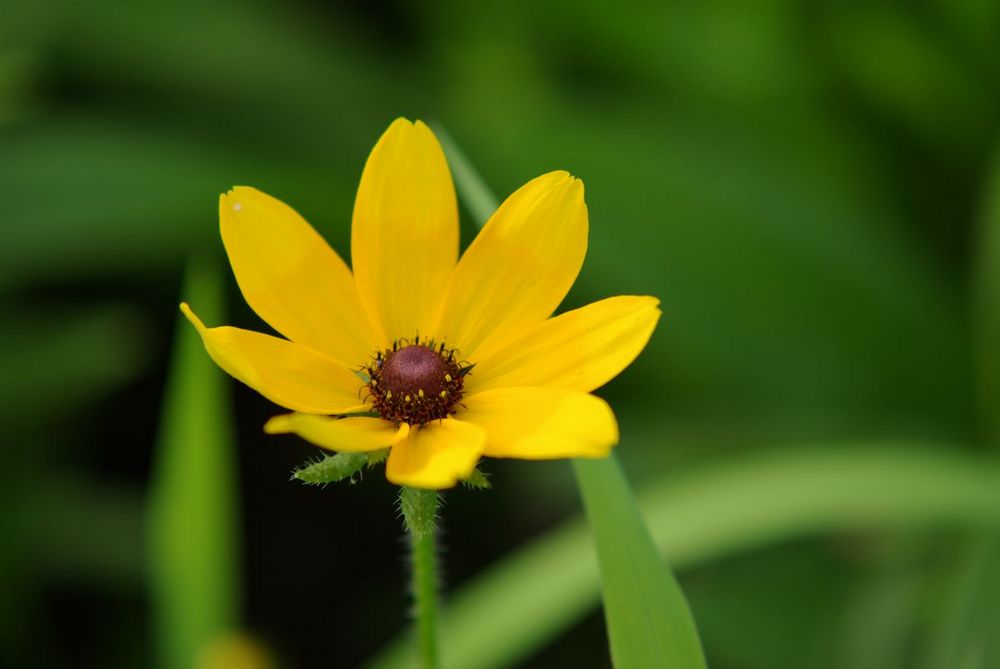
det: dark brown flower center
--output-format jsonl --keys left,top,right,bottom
{"left": 366, "top": 342, "right": 466, "bottom": 424}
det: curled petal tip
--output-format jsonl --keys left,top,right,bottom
{"left": 263, "top": 415, "right": 291, "bottom": 434}
{"left": 178, "top": 302, "right": 207, "bottom": 332}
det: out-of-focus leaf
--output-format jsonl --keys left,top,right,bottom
{"left": 686, "top": 541, "right": 856, "bottom": 669}
{"left": 431, "top": 123, "right": 499, "bottom": 229}
{"left": 0, "top": 49, "right": 39, "bottom": 124}
{"left": 442, "top": 102, "right": 971, "bottom": 447}
{"left": 365, "top": 445, "right": 1000, "bottom": 669}
{"left": 835, "top": 555, "right": 921, "bottom": 669}
{"left": 57, "top": 0, "right": 406, "bottom": 148}
{"left": 0, "top": 305, "right": 150, "bottom": 425}
{"left": 921, "top": 145, "right": 1000, "bottom": 669}
{"left": 574, "top": 456, "right": 706, "bottom": 668}
{"left": 822, "top": 5, "right": 992, "bottom": 157}
{"left": 0, "top": 122, "right": 349, "bottom": 288}
{"left": 147, "top": 257, "right": 241, "bottom": 669}
{"left": 973, "top": 147, "right": 1000, "bottom": 435}
{"left": 26, "top": 476, "right": 145, "bottom": 584}
{"left": 922, "top": 537, "right": 1000, "bottom": 669}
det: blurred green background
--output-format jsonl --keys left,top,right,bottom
{"left": 3, "top": 0, "right": 1000, "bottom": 667}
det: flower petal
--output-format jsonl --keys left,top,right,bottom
{"left": 352, "top": 118, "right": 459, "bottom": 342}
{"left": 385, "top": 419, "right": 486, "bottom": 489}
{"left": 181, "top": 303, "right": 366, "bottom": 414}
{"left": 219, "top": 186, "right": 378, "bottom": 367}
{"left": 460, "top": 387, "right": 618, "bottom": 460}
{"left": 467, "top": 296, "right": 661, "bottom": 393}
{"left": 264, "top": 414, "right": 408, "bottom": 452}
{"left": 433, "top": 171, "right": 587, "bottom": 360}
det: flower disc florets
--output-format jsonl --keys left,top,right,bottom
{"left": 366, "top": 340, "right": 466, "bottom": 425}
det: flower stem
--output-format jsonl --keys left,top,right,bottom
{"left": 410, "top": 527, "right": 440, "bottom": 668}
{"left": 400, "top": 487, "right": 441, "bottom": 669}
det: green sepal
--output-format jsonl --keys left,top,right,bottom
{"left": 399, "top": 487, "right": 439, "bottom": 538}
{"left": 367, "top": 448, "right": 390, "bottom": 466}
{"left": 462, "top": 467, "right": 491, "bottom": 490}
{"left": 291, "top": 451, "right": 368, "bottom": 486}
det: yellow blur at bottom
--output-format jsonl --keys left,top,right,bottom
{"left": 196, "top": 632, "right": 275, "bottom": 669}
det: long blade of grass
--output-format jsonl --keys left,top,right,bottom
{"left": 147, "top": 257, "right": 242, "bottom": 669}
{"left": 437, "top": 123, "right": 706, "bottom": 667}
{"left": 432, "top": 124, "right": 499, "bottom": 227}
{"left": 574, "top": 457, "right": 707, "bottom": 668}
{"left": 365, "top": 445, "right": 1000, "bottom": 669}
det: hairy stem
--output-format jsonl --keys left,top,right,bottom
{"left": 400, "top": 487, "right": 441, "bottom": 669}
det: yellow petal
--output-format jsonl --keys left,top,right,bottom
{"left": 460, "top": 387, "right": 618, "bottom": 459}
{"left": 433, "top": 171, "right": 587, "bottom": 360}
{"left": 385, "top": 419, "right": 486, "bottom": 489}
{"left": 264, "top": 414, "right": 408, "bottom": 452}
{"left": 181, "top": 303, "right": 366, "bottom": 414}
{"left": 220, "top": 186, "right": 378, "bottom": 367}
{"left": 467, "top": 296, "right": 661, "bottom": 393}
{"left": 352, "top": 118, "right": 458, "bottom": 342}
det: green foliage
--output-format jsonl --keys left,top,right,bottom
{"left": 973, "top": 147, "right": 1000, "bottom": 435}
{"left": 365, "top": 445, "right": 1000, "bottom": 669}
{"left": 462, "top": 467, "right": 491, "bottom": 490}
{"left": 5, "top": 0, "right": 1000, "bottom": 666}
{"left": 292, "top": 451, "right": 368, "bottom": 486}
{"left": 922, "top": 144, "right": 1000, "bottom": 669}
{"left": 431, "top": 123, "right": 499, "bottom": 229}
{"left": 574, "top": 455, "right": 706, "bottom": 668}
{"left": 368, "top": 448, "right": 391, "bottom": 465}
{"left": 147, "top": 259, "right": 241, "bottom": 669}
{"left": 0, "top": 307, "right": 150, "bottom": 425}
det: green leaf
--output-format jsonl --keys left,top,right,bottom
{"left": 365, "top": 445, "right": 1000, "bottom": 669}
{"left": 920, "top": 144, "right": 1000, "bottom": 669}
{"left": 0, "top": 121, "right": 351, "bottom": 288}
{"left": 574, "top": 456, "right": 706, "bottom": 668}
{"left": 922, "top": 536, "right": 1000, "bottom": 669}
{"left": 0, "top": 306, "right": 150, "bottom": 425}
{"left": 973, "top": 146, "right": 1000, "bottom": 436}
{"left": 27, "top": 476, "right": 145, "bottom": 584}
{"left": 431, "top": 123, "right": 499, "bottom": 228}
{"left": 147, "top": 257, "right": 242, "bottom": 669}
{"left": 462, "top": 467, "right": 492, "bottom": 490}
{"left": 292, "top": 451, "right": 368, "bottom": 486}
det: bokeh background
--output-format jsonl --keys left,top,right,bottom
{"left": 3, "top": 1, "right": 1000, "bottom": 667}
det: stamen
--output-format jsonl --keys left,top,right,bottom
{"left": 366, "top": 339, "right": 468, "bottom": 424}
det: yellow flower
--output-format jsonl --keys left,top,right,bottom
{"left": 182, "top": 118, "right": 660, "bottom": 489}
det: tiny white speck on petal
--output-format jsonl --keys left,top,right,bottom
{"left": 232, "top": 203, "right": 242, "bottom": 212}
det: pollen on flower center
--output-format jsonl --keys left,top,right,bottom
{"left": 366, "top": 340, "right": 466, "bottom": 425}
